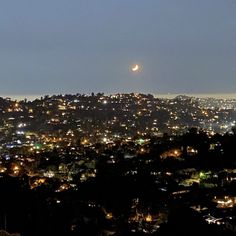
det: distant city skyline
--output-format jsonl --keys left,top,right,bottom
{"left": 0, "top": 0, "right": 236, "bottom": 94}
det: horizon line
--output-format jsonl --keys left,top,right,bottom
{"left": 1, "top": 92, "right": 236, "bottom": 101}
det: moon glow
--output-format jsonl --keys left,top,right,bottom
{"left": 131, "top": 64, "right": 140, "bottom": 72}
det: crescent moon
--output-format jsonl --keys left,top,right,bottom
{"left": 131, "top": 64, "right": 139, "bottom": 72}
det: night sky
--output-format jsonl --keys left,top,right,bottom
{"left": 0, "top": 0, "right": 236, "bottom": 95}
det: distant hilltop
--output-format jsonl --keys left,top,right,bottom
{"left": 1, "top": 92, "right": 236, "bottom": 101}
{"left": 173, "top": 95, "right": 191, "bottom": 100}
{"left": 155, "top": 93, "right": 236, "bottom": 100}
{"left": 0, "top": 230, "right": 20, "bottom": 236}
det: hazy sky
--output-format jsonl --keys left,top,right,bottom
{"left": 0, "top": 0, "right": 236, "bottom": 95}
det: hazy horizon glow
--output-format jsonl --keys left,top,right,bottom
{"left": 2, "top": 93, "right": 236, "bottom": 102}
{"left": 0, "top": 0, "right": 235, "bottom": 94}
